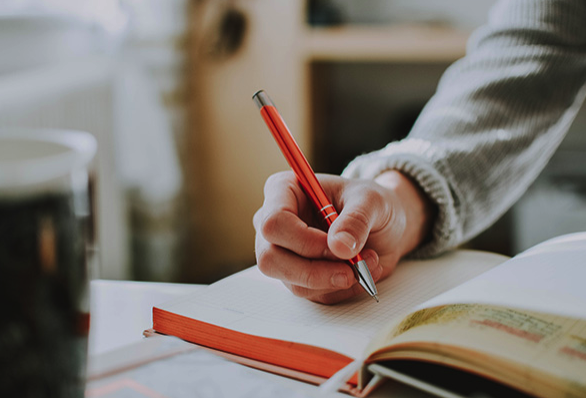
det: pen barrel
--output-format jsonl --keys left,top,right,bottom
{"left": 258, "top": 105, "right": 363, "bottom": 265}
{"left": 318, "top": 204, "right": 338, "bottom": 227}
{"left": 255, "top": 90, "right": 378, "bottom": 300}
{"left": 260, "top": 106, "right": 365, "bottom": 264}
{"left": 259, "top": 105, "right": 335, "bottom": 218}
{"left": 348, "top": 253, "right": 364, "bottom": 266}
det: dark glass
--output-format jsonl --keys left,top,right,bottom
{"left": 0, "top": 189, "right": 89, "bottom": 398}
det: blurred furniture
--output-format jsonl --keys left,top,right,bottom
{"left": 0, "top": 10, "right": 189, "bottom": 281}
{"left": 0, "top": 57, "right": 129, "bottom": 279}
{"left": 119, "top": 0, "right": 189, "bottom": 283}
{"left": 186, "top": 0, "right": 469, "bottom": 282}
{"left": 0, "top": 14, "right": 130, "bottom": 279}
{"left": 0, "top": 14, "right": 99, "bottom": 75}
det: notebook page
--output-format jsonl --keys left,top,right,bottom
{"left": 417, "top": 232, "right": 586, "bottom": 320}
{"left": 156, "top": 250, "right": 506, "bottom": 359}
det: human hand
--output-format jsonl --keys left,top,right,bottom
{"left": 253, "top": 170, "right": 435, "bottom": 304}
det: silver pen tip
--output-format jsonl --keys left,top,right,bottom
{"left": 353, "top": 259, "right": 378, "bottom": 301}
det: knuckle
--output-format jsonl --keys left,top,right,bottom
{"left": 252, "top": 208, "right": 263, "bottom": 235}
{"left": 256, "top": 247, "right": 277, "bottom": 275}
{"left": 302, "top": 266, "right": 321, "bottom": 289}
{"left": 289, "top": 284, "right": 309, "bottom": 298}
{"left": 264, "top": 173, "right": 281, "bottom": 189}
{"left": 265, "top": 171, "right": 293, "bottom": 191}
{"left": 312, "top": 294, "right": 337, "bottom": 305}
{"left": 252, "top": 208, "right": 263, "bottom": 230}
{"left": 260, "top": 212, "right": 281, "bottom": 241}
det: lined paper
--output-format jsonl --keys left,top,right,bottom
{"left": 156, "top": 250, "right": 506, "bottom": 359}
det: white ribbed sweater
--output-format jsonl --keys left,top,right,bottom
{"left": 342, "top": 0, "right": 586, "bottom": 257}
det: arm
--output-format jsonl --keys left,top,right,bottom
{"left": 254, "top": 0, "right": 586, "bottom": 304}
{"left": 343, "top": 0, "right": 586, "bottom": 257}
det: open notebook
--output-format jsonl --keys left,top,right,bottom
{"left": 152, "top": 233, "right": 586, "bottom": 398}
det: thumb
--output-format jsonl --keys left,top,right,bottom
{"left": 327, "top": 193, "right": 383, "bottom": 259}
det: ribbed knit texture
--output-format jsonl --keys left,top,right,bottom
{"left": 342, "top": 0, "right": 586, "bottom": 257}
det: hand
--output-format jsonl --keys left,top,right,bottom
{"left": 253, "top": 170, "right": 435, "bottom": 304}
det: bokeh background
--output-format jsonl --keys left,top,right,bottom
{"left": 3, "top": 0, "right": 585, "bottom": 284}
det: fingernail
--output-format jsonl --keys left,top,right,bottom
{"left": 331, "top": 273, "right": 349, "bottom": 288}
{"left": 335, "top": 232, "right": 356, "bottom": 251}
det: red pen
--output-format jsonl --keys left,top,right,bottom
{"left": 253, "top": 89, "right": 378, "bottom": 302}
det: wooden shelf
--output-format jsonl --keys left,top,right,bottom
{"left": 303, "top": 24, "right": 470, "bottom": 62}
{"left": 186, "top": 0, "right": 473, "bottom": 280}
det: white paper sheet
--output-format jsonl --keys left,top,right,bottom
{"left": 417, "top": 232, "right": 586, "bottom": 320}
{"left": 86, "top": 338, "right": 312, "bottom": 398}
{"left": 156, "top": 250, "right": 506, "bottom": 359}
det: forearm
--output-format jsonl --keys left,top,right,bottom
{"left": 344, "top": 0, "right": 586, "bottom": 256}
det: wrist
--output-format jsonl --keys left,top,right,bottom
{"left": 374, "top": 170, "right": 436, "bottom": 256}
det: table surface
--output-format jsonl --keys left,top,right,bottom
{"left": 88, "top": 279, "right": 432, "bottom": 398}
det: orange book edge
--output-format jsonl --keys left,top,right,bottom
{"left": 152, "top": 307, "right": 367, "bottom": 392}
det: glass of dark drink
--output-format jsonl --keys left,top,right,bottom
{"left": 0, "top": 129, "right": 96, "bottom": 398}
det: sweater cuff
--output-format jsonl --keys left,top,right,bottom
{"left": 341, "top": 139, "right": 462, "bottom": 258}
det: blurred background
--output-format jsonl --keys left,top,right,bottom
{"left": 3, "top": 0, "right": 585, "bottom": 284}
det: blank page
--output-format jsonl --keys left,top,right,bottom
{"left": 419, "top": 232, "right": 586, "bottom": 320}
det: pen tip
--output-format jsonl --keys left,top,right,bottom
{"left": 373, "top": 294, "right": 379, "bottom": 303}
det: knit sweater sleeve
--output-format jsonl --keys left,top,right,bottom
{"left": 342, "top": 0, "right": 586, "bottom": 257}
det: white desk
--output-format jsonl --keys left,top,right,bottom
{"left": 88, "top": 280, "right": 431, "bottom": 398}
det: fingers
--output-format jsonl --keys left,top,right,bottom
{"left": 254, "top": 172, "right": 397, "bottom": 305}
{"left": 281, "top": 249, "right": 383, "bottom": 304}
{"left": 256, "top": 236, "right": 355, "bottom": 291}
{"left": 328, "top": 186, "right": 390, "bottom": 260}
{"left": 284, "top": 282, "right": 366, "bottom": 305}
{"left": 254, "top": 172, "right": 335, "bottom": 259}
{"left": 256, "top": 228, "right": 384, "bottom": 304}
{"left": 254, "top": 208, "right": 330, "bottom": 259}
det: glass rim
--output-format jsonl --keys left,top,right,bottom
{"left": 0, "top": 128, "right": 97, "bottom": 189}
